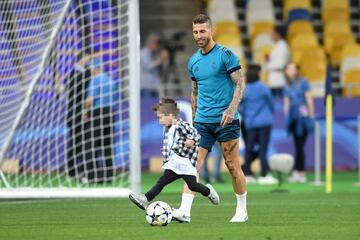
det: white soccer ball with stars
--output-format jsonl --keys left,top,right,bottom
{"left": 145, "top": 201, "right": 172, "bottom": 226}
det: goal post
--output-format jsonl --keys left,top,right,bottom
{"left": 0, "top": 0, "right": 141, "bottom": 198}
{"left": 128, "top": 0, "right": 141, "bottom": 195}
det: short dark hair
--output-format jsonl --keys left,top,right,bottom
{"left": 274, "top": 25, "right": 286, "bottom": 39}
{"left": 246, "top": 64, "right": 261, "bottom": 83}
{"left": 153, "top": 97, "right": 179, "bottom": 117}
{"left": 192, "top": 14, "right": 212, "bottom": 26}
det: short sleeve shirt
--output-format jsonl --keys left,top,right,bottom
{"left": 188, "top": 44, "right": 241, "bottom": 123}
{"left": 87, "top": 73, "right": 116, "bottom": 108}
{"left": 284, "top": 78, "right": 310, "bottom": 118}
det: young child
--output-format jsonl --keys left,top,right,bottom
{"left": 129, "top": 97, "right": 220, "bottom": 210}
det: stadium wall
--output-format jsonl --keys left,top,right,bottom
{"left": 141, "top": 97, "right": 360, "bottom": 171}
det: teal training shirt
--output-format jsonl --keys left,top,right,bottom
{"left": 188, "top": 43, "right": 241, "bottom": 123}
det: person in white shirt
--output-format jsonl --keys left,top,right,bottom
{"left": 265, "top": 26, "right": 291, "bottom": 97}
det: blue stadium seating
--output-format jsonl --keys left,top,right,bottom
{"left": 286, "top": 9, "right": 311, "bottom": 28}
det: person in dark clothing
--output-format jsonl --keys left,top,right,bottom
{"left": 83, "top": 57, "right": 116, "bottom": 183}
{"left": 65, "top": 53, "right": 91, "bottom": 180}
{"left": 283, "top": 63, "right": 315, "bottom": 183}
{"left": 240, "top": 64, "right": 277, "bottom": 185}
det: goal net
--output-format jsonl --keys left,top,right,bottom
{"left": 0, "top": 0, "right": 140, "bottom": 198}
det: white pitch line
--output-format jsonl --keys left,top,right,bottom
{"left": 0, "top": 198, "right": 86, "bottom": 206}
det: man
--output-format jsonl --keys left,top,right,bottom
{"left": 56, "top": 50, "right": 114, "bottom": 183}
{"left": 83, "top": 57, "right": 116, "bottom": 183}
{"left": 140, "top": 33, "right": 169, "bottom": 98}
{"left": 172, "top": 14, "right": 248, "bottom": 223}
{"left": 265, "top": 25, "right": 291, "bottom": 97}
{"left": 62, "top": 53, "right": 91, "bottom": 180}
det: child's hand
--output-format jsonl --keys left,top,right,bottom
{"left": 185, "top": 139, "right": 195, "bottom": 147}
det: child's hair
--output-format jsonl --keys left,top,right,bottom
{"left": 153, "top": 97, "right": 180, "bottom": 117}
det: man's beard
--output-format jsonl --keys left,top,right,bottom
{"left": 196, "top": 37, "right": 210, "bottom": 48}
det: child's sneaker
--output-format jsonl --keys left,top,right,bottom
{"left": 129, "top": 193, "right": 149, "bottom": 210}
{"left": 206, "top": 184, "right": 220, "bottom": 205}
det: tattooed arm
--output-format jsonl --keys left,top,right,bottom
{"left": 221, "top": 68, "right": 246, "bottom": 127}
{"left": 191, "top": 80, "right": 198, "bottom": 123}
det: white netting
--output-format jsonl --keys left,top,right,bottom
{"left": 0, "top": 0, "right": 138, "bottom": 196}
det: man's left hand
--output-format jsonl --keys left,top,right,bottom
{"left": 221, "top": 108, "right": 234, "bottom": 127}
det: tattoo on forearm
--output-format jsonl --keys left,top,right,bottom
{"left": 228, "top": 69, "right": 245, "bottom": 113}
{"left": 191, "top": 81, "right": 198, "bottom": 120}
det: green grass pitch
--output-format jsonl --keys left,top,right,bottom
{"left": 1, "top": 172, "right": 360, "bottom": 240}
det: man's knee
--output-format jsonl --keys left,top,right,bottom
{"left": 225, "top": 159, "right": 236, "bottom": 173}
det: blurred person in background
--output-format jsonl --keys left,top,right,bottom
{"left": 240, "top": 64, "right": 277, "bottom": 185}
{"left": 63, "top": 53, "right": 91, "bottom": 181}
{"left": 201, "top": 142, "right": 225, "bottom": 184}
{"left": 283, "top": 63, "right": 314, "bottom": 183}
{"left": 140, "top": 33, "right": 169, "bottom": 98}
{"left": 265, "top": 26, "right": 291, "bottom": 97}
{"left": 83, "top": 57, "right": 116, "bottom": 183}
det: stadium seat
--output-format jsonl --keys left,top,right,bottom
{"left": 247, "top": 0, "right": 273, "bottom": 10}
{"left": 340, "top": 57, "right": 360, "bottom": 78}
{"left": 292, "top": 45, "right": 326, "bottom": 65}
{"left": 322, "top": 0, "right": 350, "bottom": 12}
{"left": 215, "top": 21, "right": 241, "bottom": 36}
{"left": 207, "top": 0, "right": 234, "bottom": 12}
{"left": 251, "top": 33, "right": 273, "bottom": 52}
{"left": 287, "top": 9, "right": 311, "bottom": 26}
{"left": 342, "top": 70, "right": 360, "bottom": 97}
{"left": 289, "top": 34, "right": 320, "bottom": 64}
{"left": 300, "top": 59, "right": 327, "bottom": 82}
{"left": 289, "top": 33, "right": 318, "bottom": 51}
{"left": 215, "top": 34, "right": 242, "bottom": 48}
{"left": 340, "top": 44, "right": 360, "bottom": 78}
{"left": 323, "top": 20, "right": 355, "bottom": 66}
{"left": 207, "top": 0, "right": 237, "bottom": 24}
{"left": 287, "top": 21, "right": 315, "bottom": 42}
{"left": 324, "top": 20, "right": 352, "bottom": 36}
{"left": 341, "top": 44, "right": 360, "bottom": 62}
{"left": 324, "top": 33, "right": 356, "bottom": 67}
{"left": 249, "top": 21, "right": 274, "bottom": 47}
{"left": 246, "top": 8, "right": 275, "bottom": 26}
{"left": 208, "top": 7, "right": 238, "bottom": 24}
{"left": 322, "top": 8, "right": 350, "bottom": 25}
{"left": 283, "top": 0, "right": 311, "bottom": 20}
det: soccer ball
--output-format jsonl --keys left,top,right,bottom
{"left": 145, "top": 201, "right": 172, "bottom": 226}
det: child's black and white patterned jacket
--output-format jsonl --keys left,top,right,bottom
{"left": 162, "top": 118, "right": 200, "bottom": 167}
